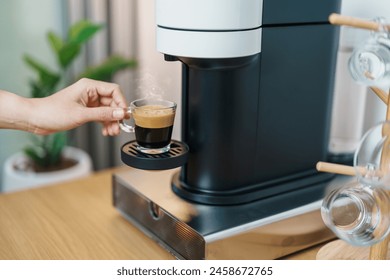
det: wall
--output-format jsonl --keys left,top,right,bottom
{"left": 0, "top": 0, "right": 65, "bottom": 189}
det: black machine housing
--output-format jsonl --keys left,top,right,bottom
{"left": 169, "top": 0, "right": 341, "bottom": 205}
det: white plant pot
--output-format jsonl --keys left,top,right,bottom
{"left": 2, "top": 146, "right": 93, "bottom": 193}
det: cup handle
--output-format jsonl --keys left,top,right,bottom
{"left": 118, "top": 108, "right": 135, "bottom": 133}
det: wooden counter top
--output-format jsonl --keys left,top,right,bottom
{"left": 0, "top": 166, "right": 324, "bottom": 260}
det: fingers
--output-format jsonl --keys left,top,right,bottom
{"left": 82, "top": 106, "right": 125, "bottom": 124}
{"left": 78, "top": 78, "right": 127, "bottom": 108}
{"left": 82, "top": 106, "right": 125, "bottom": 136}
{"left": 102, "top": 126, "right": 108, "bottom": 136}
{"left": 68, "top": 78, "right": 129, "bottom": 136}
{"left": 102, "top": 122, "right": 121, "bottom": 136}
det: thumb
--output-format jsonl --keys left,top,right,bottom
{"left": 84, "top": 107, "right": 125, "bottom": 122}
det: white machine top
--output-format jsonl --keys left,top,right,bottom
{"left": 156, "top": 0, "right": 263, "bottom": 31}
{"left": 155, "top": 0, "right": 263, "bottom": 58}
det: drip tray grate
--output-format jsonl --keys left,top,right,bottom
{"left": 121, "top": 140, "right": 189, "bottom": 170}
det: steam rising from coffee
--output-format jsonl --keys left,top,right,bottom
{"left": 135, "top": 72, "right": 170, "bottom": 101}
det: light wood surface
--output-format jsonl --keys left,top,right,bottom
{"left": 0, "top": 167, "right": 174, "bottom": 260}
{"left": 317, "top": 240, "right": 390, "bottom": 260}
{"left": 369, "top": 236, "right": 390, "bottom": 260}
{"left": 0, "top": 166, "right": 327, "bottom": 260}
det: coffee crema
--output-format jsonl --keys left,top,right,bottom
{"left": 132, "top": 105, "right": 175, "bottom": 128}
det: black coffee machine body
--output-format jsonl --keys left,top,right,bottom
{"left": 114, "top": 0, "right": 343, "bottom": 259}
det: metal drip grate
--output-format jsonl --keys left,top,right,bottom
{"left": 121, "top": 140, "right": 189, "bottom": 170}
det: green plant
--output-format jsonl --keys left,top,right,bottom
{"left": 23, "top": 20, "right": 136, "bottom": 171}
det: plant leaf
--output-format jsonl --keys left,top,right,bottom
{"left": 47, "top": 31, "right": 64, "bottom": 54}
{"left": 24, "top": 146, "right": 46, "bottom": 167}
{"left": 49, "top": 132, "right": 67, "bottom": 165}
{"left": 68, "top": 20, "right": 103, "bottom": 45}
{"left": 28, "top": 134, "right": 43, "bottom": 147}
{"left": 23, "top": 55, "right": 60, "bottom": 90}
{"left": 58, "top": 20, "right": 103, "bottom": 69}
{"left": 57, "top": 43, "right": 81, "bottom": 69}
{"left": 29, "top": 80, "right": 48, "bottom": 98}
{"left": 79, "top": 55, "right": 137, "bottom": 81}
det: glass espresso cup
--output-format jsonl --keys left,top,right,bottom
{"left": 348, "top": 20, "right": 390, "bottom": 88}
{"left": 354, "top": 121, "right": 390, "bottom": 188}
{"left": 119, "top": 98, "right": 176, "bottom": 154}
{"left": 321, "top": 181, "right": 390, "bottom": 246}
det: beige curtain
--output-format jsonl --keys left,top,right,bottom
{"left": 66, "top": 0, "right": 138, "bottom": 170}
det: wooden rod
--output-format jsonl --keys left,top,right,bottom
{"left": 316, "top": 161, "right": 356, "bottom": 176}
{"left": 386, "top": 90, "right": 390, "bottom": 121}
{"left": 328, "top": 13, "right": 390, "bottom": 31}
{"left": 369, "top": 91, "right": 390, "bottom": 260}
{"left": 369, "top": 235, "right": 390, "bottom": 260}
{"left": 370, "top": 87, "right": 389, "bottom": 104}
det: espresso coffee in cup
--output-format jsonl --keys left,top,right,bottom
{"left": 133, "top": 105, "right": 175, "bottom": 150}
{"left": 119, "top": 99, "right": 176, "bottom": 154}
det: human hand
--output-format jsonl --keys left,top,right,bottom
{"left": 27, "top": 78, "right": 127, "bottom": 135}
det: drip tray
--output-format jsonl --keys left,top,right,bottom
{"left": 121, "top": 140, "right": 189, "bottom": 170}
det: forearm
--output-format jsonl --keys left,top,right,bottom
{"left": 0, "top": 79, "right": 126, "bottom": 136}
{"left": 0, "top": 90, "right": 34, "bottom": 132}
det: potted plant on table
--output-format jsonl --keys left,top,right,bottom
{"left": 2, "top": 20, "right": 136, "bottom": 192}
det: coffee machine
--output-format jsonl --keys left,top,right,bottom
{"left": 113, "top": 0, "right": 342, "bottom": 259}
